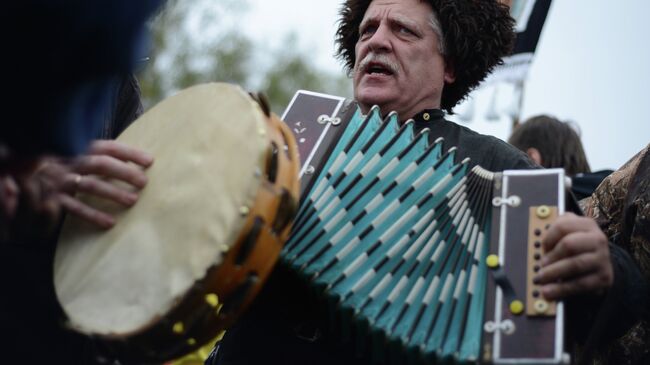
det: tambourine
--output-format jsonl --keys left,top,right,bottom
{"left": 54, "top": 83, "right": 300, "bottom": 363}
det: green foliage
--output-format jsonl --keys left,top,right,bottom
{"left": 262, "top": 35, "right": 351, "bottom": 114}
{"left": 207, "top": 32, "right": 253, "bottom": 85}
{"left": 138, "top": 0, "right": 351, "bottom": 114}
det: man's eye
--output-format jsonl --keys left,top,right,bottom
{"left": 398, "top": 27, "right": 416, "bottom": 36}
{"left": 360, "top": 25, "right": 377, "bottom": 37}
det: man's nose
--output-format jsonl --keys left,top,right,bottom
{"left": 367, "top": 23, "right": 392, "bottom": 52}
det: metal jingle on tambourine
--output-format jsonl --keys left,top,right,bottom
{"left": 248, "top": 91, "right": 272, "bottom": 117}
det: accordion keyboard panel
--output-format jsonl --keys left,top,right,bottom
{"left": 527, "top": 205, "right": 558, "bottom": 317}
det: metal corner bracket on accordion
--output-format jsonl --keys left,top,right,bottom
{"left": 281, "top": 90, "right": 571, "bottom": 365}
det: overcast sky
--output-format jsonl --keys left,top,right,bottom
{"left": 241, "top": 0, "right": 650, "bottom": 171}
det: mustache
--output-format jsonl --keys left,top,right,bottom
{"left": 355, "top": 53, "right": 400, "bottom": 75}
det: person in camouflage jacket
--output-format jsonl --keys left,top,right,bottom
{"left": 581, "top": 143, "right": 650, "bottom": 365}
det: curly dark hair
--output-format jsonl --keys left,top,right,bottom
{"left": 335, "top": 0, "right": 515, "bottom": 113}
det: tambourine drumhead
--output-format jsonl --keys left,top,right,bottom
{"left": 55, "top": 83, "right": 269, "bottom": 335}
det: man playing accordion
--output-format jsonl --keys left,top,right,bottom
{"left": 211, "top": 0, "right": 646, "bottom": 364}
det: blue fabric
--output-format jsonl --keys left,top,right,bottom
{"left": 0, "top": 0, "right": 163, "bottom": 157}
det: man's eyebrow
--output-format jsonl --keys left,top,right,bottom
{"left": 359, "top": 15, "right": 378, "bottom": 31}
{"left": 391, "top": 13, "right": 422, "bottom": 34}
{"left": 359, "top": 13, "right": 424, "bottom": 34}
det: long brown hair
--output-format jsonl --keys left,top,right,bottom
{"left": 508, "top": 115, "right": 591, "bottom": 176}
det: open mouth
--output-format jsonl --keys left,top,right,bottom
{"left": 366, "top": 63, "right": 394, "bottom": 76}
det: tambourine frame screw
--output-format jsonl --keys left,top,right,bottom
{"left": 172, "top": 321, "right": 185, "bottom": 334}
{"left": 205, "top": 293, "right": 219, "bottom": 307}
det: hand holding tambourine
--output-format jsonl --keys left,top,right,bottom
{"left": 54, "top": 83, "right": 300, "bottom": 363}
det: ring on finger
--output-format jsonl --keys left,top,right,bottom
{"left": 74, "top": 174, "right": 83, "bottom": 189}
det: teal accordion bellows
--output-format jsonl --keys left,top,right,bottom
{"left": 281, "top": 106, "right": 496, "bottom": 364}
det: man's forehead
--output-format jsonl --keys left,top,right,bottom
{"left": 361, "top": 0, "right": 433, "bottom": 25}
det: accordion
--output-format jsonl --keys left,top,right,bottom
{"left": 281, "top": 90, "right": 571, "bottom": 364}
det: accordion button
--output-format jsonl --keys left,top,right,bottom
{"left": 536, "top": 205, "right": 551, "bottom": 219}
{"left": 486, "top": 254, "right": 500, "bottom": 269}
{"left": 534, "top": 299, "right": 550, "bottom": 314}
{"left": 509, "top": 300, "right": 524, "bottom": 315}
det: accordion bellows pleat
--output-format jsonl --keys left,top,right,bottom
{"left": 281, "top": 106, "right": 496, "bottom": 363}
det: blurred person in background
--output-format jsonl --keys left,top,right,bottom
{"left": 508, "top": 114, "right": 614, "bottom": 200}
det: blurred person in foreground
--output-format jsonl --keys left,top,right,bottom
{"left": 508, "top": 115, "right": 614, "bottom": 200}
{"left": 0, "top": 0, "right": 163, "bottom": 242}
{"left": 0, "top": 2, "right": 163, "bottom": 363}
{"left": 0, "top": 72, "right": 155, "bottom": 364}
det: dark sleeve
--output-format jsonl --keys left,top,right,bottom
{"left": 483, "top": 136, "right": 540, "bottom": 172}
{"left": 567, "top": 243, "right": 649, "bottom": 355}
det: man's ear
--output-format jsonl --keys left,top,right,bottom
{"left": 444, "top": 62, "right": 456, "bottom": 84}
{"left": 526, "top": 147, "right": 543, "bottom": 166}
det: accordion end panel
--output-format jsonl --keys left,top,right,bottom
{"left": 482, "top": 169, "right": 570, "bottom": 365}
